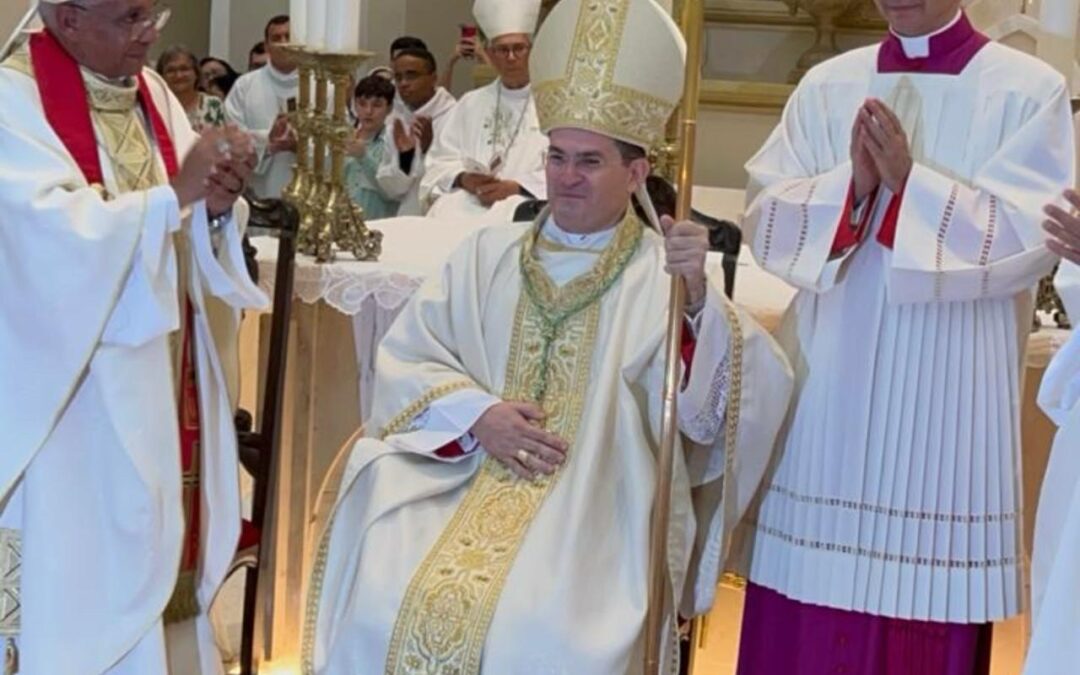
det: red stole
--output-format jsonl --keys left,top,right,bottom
{"left": 29, "top": 30, "right": 203, "bottom": 613}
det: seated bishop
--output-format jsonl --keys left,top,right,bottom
{"left": 303, "top": 0, "right": 794, "bottom": 673}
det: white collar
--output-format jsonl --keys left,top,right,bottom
{"left": 891, "top": 11, "right": 963, "bottom": 58}
{"left": 265, "top": 63, "right": 299, "bottom": 87}
{"left": 542, "top": 216, "right": 617, "bottom": 251}
{"left": 497, "top": 80, "right": 531, "bottom": 100}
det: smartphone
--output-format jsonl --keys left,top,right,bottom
{"left": 459, "top": 23, "right": 477, "bottom": 58}
{"left": 286, "top": 97, "right": 298, "bottom": 113}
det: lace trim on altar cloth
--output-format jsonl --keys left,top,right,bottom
{"left": 258, "top": 260, "right": 423, "bottom": 316}
{"left": 681, "top": 352, "right": 732, "bottom": 445}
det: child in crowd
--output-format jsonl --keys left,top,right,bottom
{"left": 345, "top": 75, "right": 399, "bottom": 220}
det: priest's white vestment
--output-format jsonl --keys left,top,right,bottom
{"left": 420, "top": 80, "right": 548, "bottom": 222}
{"left": 304, "top": 213, "right": 793, "bottom": 674}
{"left": 0, "top": 53, "right": 268, "bottom": 674}
{"left": 225, "top": 63, "right": 299, "bottom": 199}
{"left": 738, "top": 41, "right": 1074, "bottom": 624}
{"left": 377, "top": 86, "right": 457, "bottom": 217}
{"left": 1025, "top": 261, "right": 1080, "bottom": 675}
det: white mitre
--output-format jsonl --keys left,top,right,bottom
{"left": 530, "top": 0, "right": 686, "bottom": 150}
{"left": 472, "top": 0, "right": 542, "bottom": 40}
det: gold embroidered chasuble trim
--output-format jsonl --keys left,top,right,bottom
{"left": 381, "top": 212, "right": 643, "bottom": 674}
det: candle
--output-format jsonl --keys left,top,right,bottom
{"left": 307, "top": 0, "right": 327, "bottom": 49}
{"left": 1039, "top": 0, "right": 1079, "bottom": 37}
{"left": 326, "top": 0, "right": 361, "bottom": 51}
{"left": 289, "top": 0, "right": 308, "bottom": 45}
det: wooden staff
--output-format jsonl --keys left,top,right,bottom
{"left": 643, "top": 0, "right": 706, "bottom": 672}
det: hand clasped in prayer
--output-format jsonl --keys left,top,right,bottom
{"left": 852, "top": 98, "right": 913, "bottom": 200}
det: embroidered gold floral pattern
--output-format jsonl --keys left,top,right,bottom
{"left": 383, "top": 213, "right": 641, "bottom": 675}
{"left": 533, "top": 0, "right": 674, "bottom": 149}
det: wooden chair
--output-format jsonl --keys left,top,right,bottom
{"left": 229, "top": 196, "right": 300, "bottom": 675}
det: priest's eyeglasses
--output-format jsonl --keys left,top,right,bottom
{"left": 69, "top": 2, "right": 172, "bottom": 39}
{"left": 490, "top": 43, "right": 531, "bottom": 59}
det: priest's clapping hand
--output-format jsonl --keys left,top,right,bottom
{"left": 171, "top": 127, "right": 232, "bottom": 209}
{"left": 857, "top": 98, "right": 913, "bottom": 195}
{"left": 660, "top": 215, "right": 710, "bottom": 314}
{"left": 206, "top": 125, "right": 258, "bottom": 217}
{"left": 471, "top": 402, "right": 568, "bottom": 480}
{"left": 1043, "top": 189, "right": 1080, "bottom": 265}
{"left": 413, "top": 117, "right": 435, "bottom": 154}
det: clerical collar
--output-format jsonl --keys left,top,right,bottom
{"left": 81, "top": 68, "right": 138, "bottom": 112}
{"left": 877, "top": 11, "right": 989, "bottom": 75}
{"left": 541, "top": 216, "right": 617, "bottom": 252}
{"left": 497, "top": 80, "right": 531, "bottom": 99}
{"left": 266, "top": 63, "right": 299, "bottom": 86}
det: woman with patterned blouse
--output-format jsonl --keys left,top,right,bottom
{"left": 157, "top": 46, "right": 226, "bottom": 133}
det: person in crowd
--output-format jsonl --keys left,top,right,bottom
{"left": 344, "top": 75, "right": 400, "bottom": 220}
{"left": 157, "top": 45, "right": 225, "bottom": 132}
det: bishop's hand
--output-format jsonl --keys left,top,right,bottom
{"left": 471, "top": 401, "right": 568, "bottom": 480}
{"left": 660, "top": 215, "right": 710, "bottom": 314}
{"left": 1044, "top": 189, "right": 1080, "bottom": 265}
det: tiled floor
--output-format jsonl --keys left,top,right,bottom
{"left": 691, "top": 586, "right": 1027, "bottom": 674}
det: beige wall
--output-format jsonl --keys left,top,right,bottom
{"left": 694, "top": 106, "right": 780, "bottom": 189}
{"left": 0, "top": 0, "right": 34, "bottom": 53}
{"left": 404, "top": 0, "right": 476, "bottom": 96}
{"left": 153, "top": 0, "right": 212, "bottom": 66}
{"left": 227, "top": 0, "right": 287, "bottom": 69}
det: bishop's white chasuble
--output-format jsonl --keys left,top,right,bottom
{"left": 304, "top": 213, "right": 793, "bottom": 674}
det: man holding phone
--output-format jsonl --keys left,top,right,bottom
{"left": 225, "top": 14, "right": 298, "bottom": 199}
{"left": 421, "top": 0, "right": 548, "bottom": 223}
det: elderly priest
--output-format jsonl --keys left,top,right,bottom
{"left": 0, "top": 0, "right": 267, "bottom": 673}
{"left": 303, "top": 0, "right": 793, "bottom": 673}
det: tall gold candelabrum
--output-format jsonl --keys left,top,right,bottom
{"left": 281, "top": 45, "right": 314, "bottom": 247}
{"left": 280, "top": 45, "right": 382, "bottom": 263}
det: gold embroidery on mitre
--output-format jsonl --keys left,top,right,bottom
{"left": 533, "top": 0, "right": 675, "bottom": 149}
{"left": 383, "top": 214, "right": 641, "bottom": 675}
